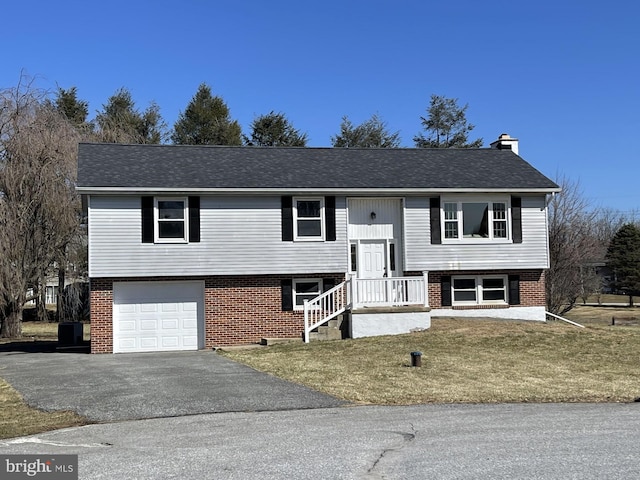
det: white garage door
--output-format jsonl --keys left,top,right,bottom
{"left": 113, "top": 281, "right": 204, "bottom": 353}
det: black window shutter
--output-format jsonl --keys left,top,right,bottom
{"left": 281, "top": 279, "right": 293, "bottom": 311}
{"left": 282, "top": 196, "right": 293, "bottom": 241}
{"left": 325, "top": 196, "right": 336, "bottom": 241}
{"left": 430, "top": 197, "right": 441, "bottom": 245}
{"left": 188, "top": 196, "right": 200, "bottom": 243}
{"left": 322, "top": 278, "right": 336, "bottom": 309}
{"left": 141, "top": 196, "right": 154, "bottom": 243}
{"left": 441, "top": 275, "right": 452, "bottom": 307}
{"left": 323, "top": 278, "right": 335, "bottom": 292}
{"left": 509, "top": 275, "right": 521, "bottom": 305}
{"left": 511, "top": 196, "right": 522, "bottom": 243}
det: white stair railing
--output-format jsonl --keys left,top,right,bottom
{"left": 304, "top": 280, "right": 349, "bottom": 343}
{"left": 352, "top": 276, "right": 426, "bottom": 308}
{"left": 545, "top": 311, "right": 585, "bottom": 328}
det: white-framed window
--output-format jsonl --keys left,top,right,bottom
{"left": 293, "top": 278, "right": 322, "bottom": 310}
{"left": 155, "top": 197, "right": 188, "bottom": 243}
{"left": 349, "top": 242, "right": 358, "bottom": 273}
{"left": 293, "top": 197, "right": 324, "bottom": 241}
{"left": 452, "top": 275, "right": 508, "bottom": 305}
{"left": 442, "top": 198, "right": 510, "bottom": 241}
{"left": 46, "top": 286, "right": 59, "bottom": 305}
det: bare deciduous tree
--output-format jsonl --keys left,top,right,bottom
{"left": 546, "top": 175, "right": 601, "bottom": 315}
{"left": 0, "top": 79, "right": 80, "bottom": 337}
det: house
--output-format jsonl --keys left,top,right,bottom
{"left": 77, "top": 134, "right": 560, "bottom": 353}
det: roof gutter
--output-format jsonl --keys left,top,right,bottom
{"left": 76, "top": 186, "right": 563, "bottom": 195}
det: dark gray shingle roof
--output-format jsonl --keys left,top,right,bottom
{"left": 77, "top": 143, "right": 559, "bottom": 192}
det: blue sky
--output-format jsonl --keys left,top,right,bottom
{"left": 3, "top": 0, "right": 638, "bottom": 212}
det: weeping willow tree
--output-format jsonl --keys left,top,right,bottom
{"left": 0, "top": 78, "right": 81, "bottom": 337}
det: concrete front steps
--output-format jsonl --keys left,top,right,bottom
{"left": 308, "top": 316, "right": 347, "bottom": 342}
{"left": 260, "top": 315, "right": 349, "bottom": 345}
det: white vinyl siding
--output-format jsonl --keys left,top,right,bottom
{"left": 88, "top": 195, "right": 347, "bottom": 277}
{"left": 404, "top": 195, "right": 550, "bottom": 271}
{"left": 347, "top": 198, "right": 403, "bottom": 240}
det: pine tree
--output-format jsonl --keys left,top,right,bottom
{"left": 606, "top": 223, "right": 640, "bottom": 305}
{"left": 54, "top": 87, "right": 89, "bottom": 129}
{"left": 172, "top": 84, "right": 242, "bottom": 145}
{"left": 414, "top": 95, "right": 482, "bottom": 148}
{"left": 331, "top": 114, "right": 400, "bottom": 148}
{"left": 245, "top": 111, "right": 307, "bottom": 146}
{"left": 95, "top": 88, "right": 166, "bottom": 144}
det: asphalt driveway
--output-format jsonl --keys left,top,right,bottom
{"left": 0, "top": 349, "right": 346, "bottom": 421}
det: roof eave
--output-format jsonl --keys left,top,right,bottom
{"left": 76, "top": 186, "right": 562, "bottom": 195}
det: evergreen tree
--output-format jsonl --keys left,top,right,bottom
{"left": 95, "top": 88, "right": 166, "bottom": 144}
{"left": 414, "top": 95, "right": 483, "bottom": 148}
{"left": 171, "top": 84, "right": 242, "bottom": 145}
{"left": 54, "top": 87, "right": 89, "bottom": 129}
{"left": 606, "top": 223, "right": 640, "bottom": 305}
{"left": 245, "top": 111, "right": 307, "bottom": 146}
{"left": 331, "top": 114, "right": 400, "bottom": 148}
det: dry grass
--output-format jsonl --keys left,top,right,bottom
{"left": 222, "top": 317, "right": 640, "bottom": 404}
{"left": 0, "top": 379, "right": 88, "bottom": 439}
{"left": 584, "top": 294, "right": 640, "bottom": 305}
{"left": 564, "top": 304, "right": 640, "bottom": 326}
{"left": 5, "top": 321, "right": 92, "bottom": 342}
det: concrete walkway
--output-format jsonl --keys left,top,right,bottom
{"left": 0, "top": 349, "right": 346, "bottom": 421}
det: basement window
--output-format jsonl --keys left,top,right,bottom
{"left": 452, "top": 276, "right": 507, "bottom": 305}
{"left": 292, "top": 279, "right": 322, "bottom": 310}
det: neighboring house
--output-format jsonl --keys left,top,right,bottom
{"left": 77, "top": 134, "right": 560, "bottom": 354}
{"left": 26, "top": 282, "right": 61, "bottom": 307}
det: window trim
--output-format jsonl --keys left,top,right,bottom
{"left": 441, "top": 197, "right": 511, "bottom": 243}
{"left": 292, "top": 278, "right": 322, "bottom": 310}
{"left": 451, "top": 275, "right": 508, "bottom": 306}
{"left": 349, "top": 242, "right": 358, "bottom": 274}
{"left": 154, "top": 196, "right": 189, "bottom": 244}
{"left": 293, "top": 196, "right": 325, "bottom": 241}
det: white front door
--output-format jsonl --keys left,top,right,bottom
{"left": 358, "top": 240, "right": 388, "bottom": 303}
{"left": 360, "top": 240, "right": 387, "bottom": 278}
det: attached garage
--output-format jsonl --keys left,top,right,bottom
{"left": 113, "top": 281, "right": 205, "bottom": 353}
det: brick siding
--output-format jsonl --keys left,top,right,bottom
{"left": 423, "top": 269, "right": 545, "bottom": 308}
{"left": 89, "top": 274, "right": 344, "bottom": 353}
{"left": 89, "top": 278, "right": 113, "bottom": 354}
{"left": 91, "top": 270, "right": 545, "bottom": 353}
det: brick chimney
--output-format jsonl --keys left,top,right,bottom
{"left": 490, "top": 133, "right": 519, "bottom": 155}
